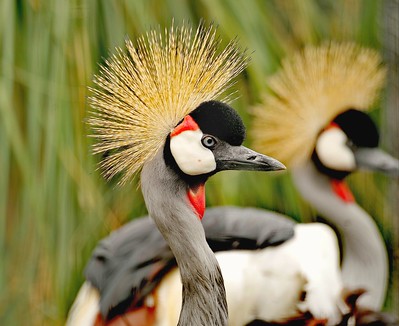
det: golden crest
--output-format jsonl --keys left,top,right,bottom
{"left": 88, "top": 23, "right": 248, "bottom": 184}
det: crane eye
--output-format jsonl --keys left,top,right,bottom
{"left": 201, "top": 135, "right": 217, "bottom": 149}
{"left": 346, "top": 139, "right": 357, "bottom": 151}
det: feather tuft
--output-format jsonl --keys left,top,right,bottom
{"left": 88, "top": 22, "right": 248, "bottom": 184}
{"left": 251, "top": 42, "right": 386, "bottom": 168}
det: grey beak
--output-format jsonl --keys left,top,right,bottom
{"left": 354, "top": 147, "right": 399, "bottom": 176}
{"left": 215, "top": 143, "right": 286, "bottom": 172}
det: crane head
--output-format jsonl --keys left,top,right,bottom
{"left": 165, "top": 100, "right": 285, "bottom": 182}
{"left": 251, "top": 42, "right": 386, "bottom": 170}
{"left": 88, "top": 22, "right": 250, "bottom": 185}
{"left": 313, "top": 109, "right": 399, "bottom": 179}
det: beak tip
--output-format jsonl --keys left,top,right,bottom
{"left": 269, "top": 158, "right": 286, "bottom": 171}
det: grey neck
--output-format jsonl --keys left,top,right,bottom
{"left": 141, "top": 150, "right": 228, "bottom": 326}
{"left": 292, "top": 161, "right": 388, "bottom": 310}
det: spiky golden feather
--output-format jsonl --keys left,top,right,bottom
{"left": 88, "top": 23, "right": 248, "bottom": 184}
{"left": 251, "top": 43, "right": 386, "bottom": 168}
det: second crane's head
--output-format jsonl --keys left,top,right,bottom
{"left": 252, "top": 42, "right": 399, "bottom": 198}
{"left": 312, "top": 108, "right": 399, "bottom": 181}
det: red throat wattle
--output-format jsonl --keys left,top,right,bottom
{"left": 331, "top": 179, "right": 355, "bottom": 203}
{"left": 187, "top": 184, "right": 206, "bottom": 220}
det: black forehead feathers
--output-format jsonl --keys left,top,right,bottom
{"left": 189, "top": 101, "right": 246, "bottom": 146}
{"left": 333, "top": 109, "right": 379, "bottom": 148}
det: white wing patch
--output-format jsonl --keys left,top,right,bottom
{"left": 291, "top": 224, "right": 347, "bottom": 323}
{"left": 316, "top": 127, "right": 356, "bottom": 171}
{"left": 215, "top": 224, "right": 345, "bottom": 324}
{"left": 154, "top": 223, "right": 346, "bottom": 325}
{"left": 170, "top": 129, "right": 216, "bottom": 175}
{"left": 66, "top": 282, "right": 100, "bottom": 326}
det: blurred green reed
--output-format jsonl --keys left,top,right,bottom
{"left": 0, "top": 0, "right": 397, "bottom": 325}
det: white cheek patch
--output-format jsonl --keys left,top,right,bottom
{"left": 316, "top": 127, "right": 356, "bottom": 171}
{"left": 170, "top": 129, "right": 217, "bottom": 175}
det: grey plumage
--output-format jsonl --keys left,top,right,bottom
{"left": 141, "top": 145, "right": 229, "bottom": 326}
{"left": 292, "top": 161, "right": 390, "bottom": 310}
{"left": 84, "top": 217, "right": 173, "bottom": 319}
{"left": 202, "top": 206, "right": 294, "bottom": 250}
{"left": 84, "top": 206, "right": 295, "bottom": 320}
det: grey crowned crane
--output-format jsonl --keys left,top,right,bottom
{"left": 68, "top": 42, "right": 399, "bottom": 326}
{"left": 72, "top": 23, "right": 286, "bottom": 326}
{"left": 251, "top": 43, "right": 399, "bottom": 324}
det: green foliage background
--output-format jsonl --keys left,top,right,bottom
{"left": 0, "top": 0, "right": 397, "bottom": 325}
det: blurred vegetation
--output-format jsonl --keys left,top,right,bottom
{"left": 0, "top": 0, "right": 397, "bottom": 325}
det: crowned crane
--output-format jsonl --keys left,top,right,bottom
{"left": 251, "top": 43, "right": 399, "bottom": 324}
{"left": 76, "top": 22, "right": 285, "bottom": 326}
{"left": 68, "top": 42, "right": 399, "bottom": 326}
